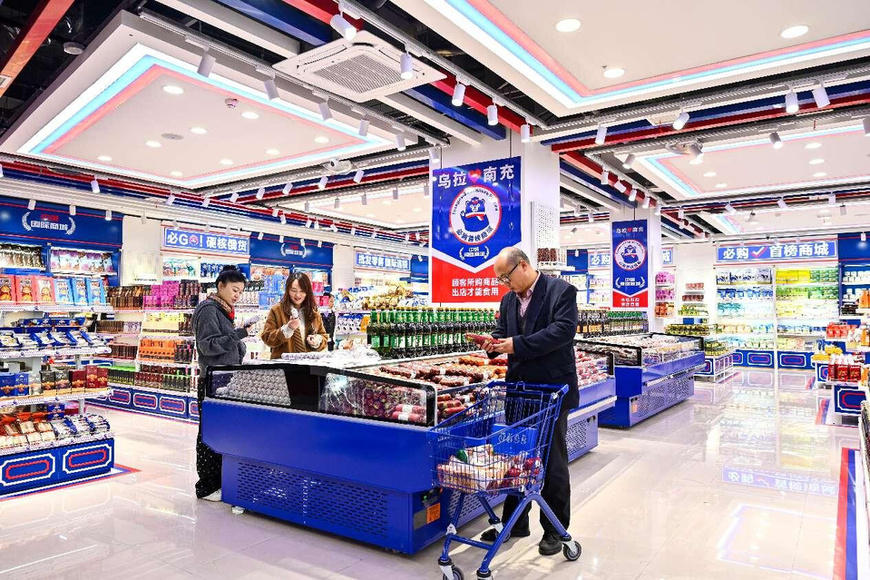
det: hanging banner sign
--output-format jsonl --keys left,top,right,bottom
{"left": 612, "top": 220, "right": 649, "bottom": 309}
{"left": 355, "top": 251, "right": 410, "bottom": 272}
{"left": 588, "top": 249, "right": 611, "bottom": 269}
{"left": 0, "top": 197, "right": 122, "bottom": 247}
{"left": 431, "top": 156, "right": 521, "bottom": 303}
{"left": 249, "top": 236, "right": 333, "bottom": 268}
{"left": 162, "top": 227, "right": 250, "bottom": 257}
{"left": 662, "top": 246, "right": 675, "bottom": 266}
{"left": 716, "top": 241, "right": 836, "bottom": 263}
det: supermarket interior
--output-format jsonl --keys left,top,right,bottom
{"left": 0, "top": 1, "right": 869, "bottom": 579}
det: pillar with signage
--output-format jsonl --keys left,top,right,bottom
{"left": 609, "top": 204, "right": 662, "bottom": 327}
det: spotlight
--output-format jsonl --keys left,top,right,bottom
{"left": 628, "top": 188, "right": 637, "bottom": 202}
{"left": 487, "top": 103, "right": 498, "bottom": 126}
{"left": 600, "top": 170, "right": 609, "bottom": 186}
{"left": 748, "top": 211, "right": 758, "bottom": 223}
{"left": 812, "top": 82, "right": 830, "bottom": 108}
{"left": 334, "top": 196, "right": 341, "bottom": 209}
{"left": 769, "top": 131, "right": 783, "bottom": 149}
{"left": 400, "top": 52, "right": 414, "bottom": 80}
{"left": 258, "top": 232, "right": 264, "bottom": 240}
{"left": 725, "top": 202, "right": 736, "bottom": 214}
{"left": 256, "top": 186, "right": 265, "bottom": 200}
{"left": 678, "top": 208, "right": 685, "bottom": 220}
{"left": 318, "top": 175, "right": 328, "bottom": 190}
{"left": 358, "top": 117, "right": 369, "bottom": 137}
{"left": 362, "top": 192, "right": 368, "bottom": 206}
{"left": 452, "top": 82, "right": 466, "bottom": 106}
{"left": 655, "top": 204, "right": 662, "bottom": 216}
{"left": 862, "top": 232, "right": 867, "bottom": 242}
{"left": 623, "top": 153, "right": 635, "bottom": 169}
{"left": 301, "top": 238, "right": 306, "bottom": 247}
{"left": 393, "top": 187, "right": 400, "bottom": 200}
{"left": 863, "top": 117, "right": 870, "bottom": 136}
{"left": 840, "top": 203, "right": 848, "bottom": 216}
{"left": 27, "top": 199, "right": 35, "bottom": 210}
{"left": 673, "top": 111, "right": 690, "bottom": 130}
{"left": 264, "top": 78, "right": 279, "bottom": 101}
{"left": 283, "top": 182, "right": 293, "bottom": 194}
{"left": 197, "top": 49, "right": 216, "bottom": 77}
{"left": 829, "top": 193, "right": 836, "bottom": 205}
{"left": 423, "top": 182, "right": 430, "bottom": 197}
{"left": 280, "top": 212, "right": 286, "bottom": 225}
{"left": 105, "top": 209, "right": 112, "bottom": 221}
{"left": 429, "top": 147, "right": 441, "bottom": 163}
{"left": 69, "top": 205, "right": 76, "bottom": 216}
{"left": 520, "top": 123, "right": 531, "bottom": 143}
{"left": 614, "top": 181, "right": 627, "bottom": 193}
{"left": 642, "top": 196, "right": 650, "bottom": 209}
{"left": 318, "top": 239, "right": 323, "bottom": 248}
{"left": 418, "top": 255, "right": 423, "bottom": 262}
{"left": 91, "top": 179, "right": 100, "bottom": 194}
{"left": 587, "top": 212, "right": 594, "bottom": 224}
{"left": 0, "top": 163, "right": 3, "bottom": 178}
{"left": 687, "top": 143, "right": 703, "bottom": 160}
{"left": 272, "top": 207, "right": 279, "bottom": 217}
{"left": 166, "top": 193, "right": 176, "bottom": 205}
{"left": 279, "top": 234, "right": 284, "bottom": 243}
{"left": 172, "top": 219, "right": 179, "bottom": 230}
{"left": 306, "top": 218, "right": 312, "bottom": 228}
{"left": 202, "top": 197, "right": 211, "bottom": 208}
{"left": 354, "top": 169, "right": 364, "bottom": 183}
{"left": 314, "top": 219, "right": 320, "bottom": 230}
{"left": 395, "top": 133, "right": 406, "bottom": 151}
{"left": 571, "top": 227, "right": 578, "bottom": 234}
{"left": 785, "top": 89, "right": 799, "bottom": 114}
{"left": 230, "top": 191, "right": 240, "bottom": 203}
{"left": 594, "top": 124, "right": 607, "bottom": 145}
{"left": 330, "top": 11, "right": 357, "bottom": 40}
{"left": 415, "top": 232, "right": 421, "bottom": 241}
{"left": 351, "top": 226, "right": 356, "bottom": 235}
{"left": 318, "top": 99, "right": 332, "bottom": 122}
{"left": 331, "top": 223, "right": 337, "bottom": 233}
{"left": 371, "top": 229, "right": 377, "bottom": 238}
{"left": 405, "top": 233, "right": 410, "bottom": 243}
{"left": 777, "top": 198, "right": 787, "bottom": 210}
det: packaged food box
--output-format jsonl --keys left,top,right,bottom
{"left": 15, "top": 275, "right": 37, "bottom": 304}
{"left": 34, "top": 276, "right": 55, "bottom": 304}
{"left": 0, "top": 373, "right": 15, "bottom": 397}
{"left": 70, "top": 277, "right": 88, "bottom": 306}
{"left": 86, "top": 278, "right": 104, "bottom": 305}
{"left": 14, "top": 373, "right": 29, "bottom": 397}
{"left": 55, "top": 370, "right": 71, "bottom": 394}
{"left": 0, "top": 330, "right": 20, "bottom": 350}
{"left": 0, "top": 275, "right": 15, "bottom": 303}
{"left": 70, "top": 369, "right": 87, "bottom": 391}
{"left": 40, "top": 370, "right": 57, "bottom": 394}
{"left": 28, "top": 371, "right": 42, "bottom": 395}
{"left": 54, "top": 277, "right": 74, "bottom": 305}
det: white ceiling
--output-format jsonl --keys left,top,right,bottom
{"left": 281, "top": 184, "right": 431, "bottom": 229}
{"left": 560, "top": 221, "right": 610, "bottom": 247}
{"left": 705, "top": 202, "right": 870, "bottom": 236}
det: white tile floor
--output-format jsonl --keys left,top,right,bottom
{"left": 0, "top": 369, "right": 855, "bottom": 579}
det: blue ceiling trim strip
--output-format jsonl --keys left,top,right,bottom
{"left": 214, "top": 0, "right": 332, "bottom": 46}
{"left": 559, "top": 161, "right": 633, "bottom": 207}
{"left": 404, "top": 85, "right": 506, "bottom": 140}
{"left": 543, "top": 119, "right": 653, "bottom": 146}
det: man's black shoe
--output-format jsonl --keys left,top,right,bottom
{"left": 480, "top": 527, "right": 531, "bottom": 542}
{"left": 538, "top": 532, "right": 562, "bottom": 556}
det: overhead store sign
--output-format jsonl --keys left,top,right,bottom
{"left": 355, "top": 251, "right": 410, "bottom": 272}
{"left": 249, "top": 236, "right": 333, "bottom": 268}
{"left": 662, "top": 247, "right": 674, "bottom": 266}
{"left": 0, "top": 196, "right": 122, "bottom": 247}
{"left": 588, "top": 249, "right": 611, "bottom": 269}
{"left": 163, "top": 227, "right": 250, "bottom": 257}
{"left": 716, "top": 241, "right": 836, "bottom": 263}
{"left": 612, "top": 220, "right": 649, "bottom": 309}
{"left": 431, "top": 157, "right": 521, "bottom": 303}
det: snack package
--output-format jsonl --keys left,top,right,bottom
{"left": 40, "top": 370, "right": 57, "bottom": 394}
{"left": 0, "top": 275, "right": 15, "bottom": 303}
{"left": 54, "top": 278, "right": 74, "bottom": 305}
{"left": 86, "top": 278, "right": 104, "bottom": 305}
{"left": 55, "top": 370, "right": 71, "bottom": 394}
{"left": 0, "top": 330, "right": 20, "bottom": 350}
{"left": 15, "top": 275, "right": 37, "bottom": 304}
{"left": 0, "top": 373, "right": 15, "bottom": 397}
{"left": 14, "top": 373, "right": 29, "bottom": 397}
{"left": 70, "top": 277, "right": 89, "bottom": 306}
{"left": 35, "top": 276, "right": 55, "bottom": 304}
{"left": 70, "top": 369, "right": 87, "bottom": 392}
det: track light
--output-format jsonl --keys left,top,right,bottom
{"left": 642, "top": 196, "right": 650, "bottom": 209}
{"left": 334, "top": 196, "right": 341, "bottom": 209}
{"left": 105, "top": 210, "right": 112, "bottom": 221}
{"left": 418, "top": 255, "right": 423, "bottom": 262}
{"left": 0, "top": 163, "right": 3, "bottom": 178}
{"left": 673, "top": 111, "right": 690, "bottom": 130}
{"left": 400, "top": 52, "right": 414, "bottom": 80}
{"left": 623, "top": 153, "right": 636, "bottom": 169}
{"left": 429, "top": 147, "right": 441, "bottom": 163}
{"left": 487, "top": 103, "right": 498, "bottom": 126}
{"left": 280, "top": 212, "right": 286, "bottom": 225}
{"left": 314, "top": 219, "right": 320, "bottom": 230}
{"left": 423, "top": 182, "right": 431, "bottom": 197}
{"left": 318, "top": 175, "right": 329, "bottom": 190}
{"left": 264, "top": 78, "right": 279, "bottom": 101}
{"left": 841, "top": 203, "right": 848, "bottom": 216}
{"left": 371, "top": 229, "right": 377, "bottom": 238}
{"left": 678, "top": 208, "right": 685, "bottom": 220}
{"left": 785, "top": 89, "right": 799, "bottom": 114}
{"left": 725, "top": 202, "right": 736, "bottom": 214}
{"left": 358, "top": 117, "right": 369, "bottom": 137}
{"left": 415, "top": 232, "right": 421, "bottom": 241}
{"left": 862, "top": 232, "right": 867, "bottom": 242}
{"left": 202, "top": 197, "right": 210, "bottom": 208}
{"left": 166, "top": 193, "right": 176, "bottom": 205}
{"left": 330, "top": 11, "right": 357, "bottom": 40}
{"left": 395, "top": 133, "right": 406, "bottom": 151}
{"left": 229, "top": 191, "right": 239, "bottom": 203}
{"left": 405, "top": 233, "right": 410, "bottom": 243}
{"left": 570, "top": 226, "right": 578, "bottom": 234}
{"left": 766, "top": 131, "right": 783, "bottom": 150}
{"left": 306, "top": 218, "right": 312, "bottom": 228}
{"left": 600, "top": 170, "right": 609, "bottom": 186}
{"left": 777, "top": 197, "right": 787, "bottom": 210}
{"left": 91, "top": 179, "right": 100, "bottom": 194}
{"left": 687, "top": 143, "right": 703, "bottom": 160}
{"left": 301, "top": 238, "right": 306, "bottom": 247}
{"left": 829, "top": 193, "right": 837, "bottom": 205}
{"left": 318, "top": 99, "right": 332, "bottom": 122}
{"left": 863, "top": 117, "right": 870, "bottom": 136}
{"left": 256, "top": 186, "right": 265, "bottom": 200}
{"left": 257, "top": 231, "right": 264, "bottom": 240}
{"left": 351, "top": 226, "right": 356, "bottom": 235}
{"left": 628, "top": 188, "right": 637, "bottom": 202}
{"left": 27, "top": 199, "right": 35, "bottom": 210}
{"left": 279, "top": 234, "right": 284, "bottom": 243}
{"left": 587, "top": 213, "right": 594, "bottom": 224}
{"left": 451, "top": 82, "right": 466, "bottom": 106}
{"left": 354, "top": 169, "right": 364, "bottom": 183}
{"left": 362, "top": 192, "right": 368, "bottom": 206}
{"left": 272, "top": 207, "right": 279, "bottom": 217}
{"left": 595, "top": 124, "right": 607, "bottom": 145}
{"left": 748, "top": 211, "right": 758, "bottom": 223}
{"left": 283, "top": 182, "right": 293, "bottom": 194}
{"left": 393, "top": 187, "right": 400, "bottom": 200}
{"left": 614, "top": 181, "right": 627, "bottom": 193}
{"left": 655, "top": 204, "right": 662, "bottom": 216}
{"left": 172, "top": 219, "right": 179, "bottom": 230}
{"left": 520, "top": 123, "right": 531, "bottom": 143}
{"left": 197, "top": 48, "right": 216, "bottom": 78}
{"left": 69, "top": 205, "right": 76, "bottom": 216}
{"left": 331, "top": 223, "right": 337, "bottom": 233}
{"left": 318, "top": 240, "right": 323, "bottom": 248}
{"left": 812, "top": 82, "right": 830, "bottom": 108}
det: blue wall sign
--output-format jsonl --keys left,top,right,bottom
{"left": 0, "top": 196, "right": 122, "bottom": 248}
{"left": 662, "top": 247, "right": 674, "bottom": 266}
{"left": 249, "top": 236, "right": 333, "bottom": 268}
{"left": 716, "top": 241, "right": 836, "bottom": 263}
{"left": 163, "top": 227, "right": 250, "bottom": 257}
{"left": 588, "top": 249, "right": 611, "bottom": 269}
{"left": 356, "top": 251, "right": 410, "bottom": 272}
{"left": 410, "top": 254, "right": 429, "bottom": 280}
{"left": 566, "top": 249, "right": 589, "bottom": 273}
{"left": 612, "top": 220, "right": 649, "bottom": 309}
{"left": 837, "top": 233, "right": 870, "bottom": 262}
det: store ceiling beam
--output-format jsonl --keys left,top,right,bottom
{"left": 213, "top": 0, "right": 332, "bottom": 46}
{"left": 154, "top": 0, "right": 301, "bottom": 58}
{"left": 559, "top": 162, "right": 627, "bottom": 210}
{"left": 379, "top": 93, "right": 485, "bottom": 145}
{"left": 0, "top": 0, "right": 77, "bottom": 99}
{"left": 402, "top": 85, "right": 505, "bottom": 141}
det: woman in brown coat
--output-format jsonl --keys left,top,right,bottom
{"left": 261, "top": 272, "right": 329, "bottom": 359}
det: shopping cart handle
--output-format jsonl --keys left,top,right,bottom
{"left": 489, "top": 381, "right": 569, "bottom": 398}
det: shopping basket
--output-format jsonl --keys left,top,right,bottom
{"left": 429, "top": 381, "right": 581, "bottom": 580}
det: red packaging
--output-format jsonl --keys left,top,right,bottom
{"left": 837, "top": 364, "right": 850, "bottom": 381}
{"left": 14, "top": 276, "right": 37, "bottom": 304}
{"left": 85, "top": 366, "right": 99, "bottom": 390}
{"left": 0, "top": 275, "right": 15, "bottom": 303}
{"left": 850, "top": 364, "right": 862, "bottom": 383}
{"left": 34, "top": 276, "right": 56, "bottom": 304}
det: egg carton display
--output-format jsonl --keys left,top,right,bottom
{"left": 214, "top": 368, "right": 292, "bottom": 407}
{"left": 574, "top": 333, "right": 703, "bottom": 367}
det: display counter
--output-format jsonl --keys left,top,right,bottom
{"left": 574, "top": 333, "right": 704, "bottom": 428}
{"left": 200, "top": 353, "right": 615, "bottom": 553}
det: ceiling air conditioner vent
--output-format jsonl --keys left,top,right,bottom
{"left": 273, "top": 31, "right": 445, "bottom": 102}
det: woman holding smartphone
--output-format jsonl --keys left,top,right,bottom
{"left": 261, "top": 272, "right": 329, "bottom": 359}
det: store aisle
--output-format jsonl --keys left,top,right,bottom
{"left": 0, "top": 370, "right": 855, "bottom": 580}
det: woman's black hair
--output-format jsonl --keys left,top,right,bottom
{"left": 216, "top": 265, "right": 247, "bottom": 287}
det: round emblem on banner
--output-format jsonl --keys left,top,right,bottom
{"left": 188, "top": 233, "right": 199, "bottom": 246}
{"left": 449, "top": 185, "right": 502, "bottom": 246}
{"left": 614, "top": 239, "right": 646, "bottom": 271}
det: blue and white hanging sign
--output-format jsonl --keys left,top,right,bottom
{"left": 662, "top": 246, "right": 675, "bottom": 266}
{"left": 588, "top": 249, "right": 611, "bottom": 269}
{"left": 716, "top": 241, "right": 836, "bottom": 263}
{"left": 612, "top": 220, "right": 649, "bottom": 309}
{"left": 163, "top": 227, "right": 250, "bottom": 257}
{"left": 355, "top": 251, "right": 410, "bottom": 272}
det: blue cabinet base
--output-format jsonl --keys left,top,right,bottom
{"left": 0, "top": 438, "right": 114, "bottom": 495}
{"left": 732, "top": 349, "right": 775, "bottom": 368}
{"left": 89, "top": 386, "right": 199, "bottom": 423}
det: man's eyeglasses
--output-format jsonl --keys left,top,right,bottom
{"left": 497, "top": 261, "right": 522, "bottom": 285}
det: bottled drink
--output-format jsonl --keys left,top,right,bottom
{"left": 409, "top": 309, "right": 420, "bottom": 357}
{"left": 369, "top": 310, "right": 381, "bottom": 354}
{"left": 395, "top": 308, "right": 406, "bottom": 358}
{"left": 435, "top": 309, "right": 446, "bottom": 354}
{"left": 424, "top": 308, "right": 434, "bottom": 356}
{"left": 383, "top": 309, "right": 394, "bottom": 358}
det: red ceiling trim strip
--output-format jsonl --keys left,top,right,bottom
{"left": 280, "top": 0, "right": 364, "bottom": 29}
{"left": 431, "top": 75, "right": 525, "bottom": 133}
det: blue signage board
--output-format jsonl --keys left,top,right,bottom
{"left": 612, "top": 220, "right": 649, "bottom": 309}
{"left": 662, "top": 247, "right": 674, "bottom": 266}
{"left": 0, "top": 196, "right": 122, "bottom": 248}
{"left": 248, "top": 235, "right": 333, "bottom": 268}
{"left": 356, "top": 251, "right": 410, "bottom": 272}
{"left": 588, "top": 249, "right": 611, "bottom": 269}
{"left": 716, "top": 241, "right": 836, "bottom": 263}
{"left": 410, "top": 254, "right": 429, "bottom": 280}
{"left": 838, "top": 233, "right": 870, "bottom": 262}
{"left": 566, "top": 249, "right": 588, "bottom": 273}
{"left": 163, "top": 227, "right": 250, "bottom": 257}
{"left": 431, "top": 156, "right": 521, "bottom": 303}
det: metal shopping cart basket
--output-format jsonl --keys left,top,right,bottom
{"left": 429, "top": 381, "right": 581, "bottom": 580}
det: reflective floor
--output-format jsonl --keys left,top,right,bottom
{"left": 0, "top": 369, "right": 856, "bottom": 579}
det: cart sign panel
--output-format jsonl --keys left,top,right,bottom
{"left": 716, "top": 241, "right": 835, "bottom": 263}
{"left": 612, "top": 220, "right": 649, "bottom": 309}
{"left": 163, "top": 227, "right": 250, "bottom": 257}
{"left": 431, "top": 157, "right": 521, "bottom": 303}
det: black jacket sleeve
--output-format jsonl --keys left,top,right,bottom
{"left": 195, "top": 307, "right": 248, "bottom": 358}
{"left": 512, "top": 283, "right": 578, "bottom": 362}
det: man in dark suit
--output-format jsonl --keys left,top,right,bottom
{"left": 481, "top": 247, "right": 579, "bottom": 556}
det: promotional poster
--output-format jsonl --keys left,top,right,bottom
{"left": 612, "top": 220, "right": 649, "bottom": 309}
{"left": 431, "top": 157, "right": 521, "bottom": 303}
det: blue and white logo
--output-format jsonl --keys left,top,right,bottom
{"left": 614, "top": 239, "right": 646, "bottom": 271}
{"left": 450, "top": 186, "right": 501, "bottom": 246}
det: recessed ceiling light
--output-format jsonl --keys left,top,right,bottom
{"left": 813, "top": 172, "right": 828, "bottom": 178}
{"left": 396, "top": 219, "right": 404, "bottom": 223}
{"left": 603, "top": 67, "right": 625, "bottom": 79}
{"left": 809, "top": 158, "right": 825, "bottom": 165}
{"left": 145, "top": 140, "right": 161, "bottom": 148}
{"left": 366, "top": 213, "right": 375, "bottom": 218}
{"left": 703, "top": 171, "right": 717, "bottom": 177}
{"left": 781, "top": 25, "right": 809, "bottom": 39}
{"left": 383, "top": 200, "right": 392, "bottom": 205}
{"left": 314, "top": 136, "right": 330, "bottom": 144}
{"left": 162, "top": 85, "right": 184, "bottom": 95}
{"left": 715, "top": 183, "right": 728, "bottom": 189}
{"left": 413, "top": 207, "right": 421, "bottom": 212}
{"left": 190, "top": 127, "right": 208, "bottom": 135}
{"left": 241, "top": 111, "right": 259, "bottom": 120}
{"left": 265, "top": 148, "right": 280, "bottom": 155}
{"left": 689, "top": 156, "right": 704, "bottom": 165}
{"left": 170, "top": 170, "right": 183, "bottom": 177}
{"left": 805, "top": 142, "right": 822, "bottom": 149}
{"left": 219, "top": 158, "right": 234, "bottom": 166}
{"left": 97, "top": 155, "right": 112, "bottom": 162}
{"left": 555, "top": 18, "right": 581, "bottom": 32}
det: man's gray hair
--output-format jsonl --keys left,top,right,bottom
{"left": 499, "top": 247, "right": 529, "bottom": 266}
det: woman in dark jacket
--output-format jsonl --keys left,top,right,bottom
{"left": 191, "top": 266, "right": 259, "bottom": 501}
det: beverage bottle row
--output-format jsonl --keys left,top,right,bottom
{"left": 367, "top": 308, "right": 497, "bottom": 359}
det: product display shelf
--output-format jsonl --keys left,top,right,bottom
{"left": 94, "top": 381, "right": 199, "bottom": 423}
{"left": 0, "top": 389, "right": 110, "bottom": 408}
{"left": 200, "top": 355, "right": 616, "bottom": 554}
{"left": 859, "top": 403, "right": 870, "bottom": 533}
{"left": 0, "top": 304, "right": 114, "bottom": 314}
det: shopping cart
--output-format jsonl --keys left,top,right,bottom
{"left": 429, "top": 381, "right": 581, "bottom": 580}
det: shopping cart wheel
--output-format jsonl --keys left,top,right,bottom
{"left": 442, "top": 565, "right": 463, "bottom": 580}
{"left": 563, "top": 540, "right": 582, "bottom": 561}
